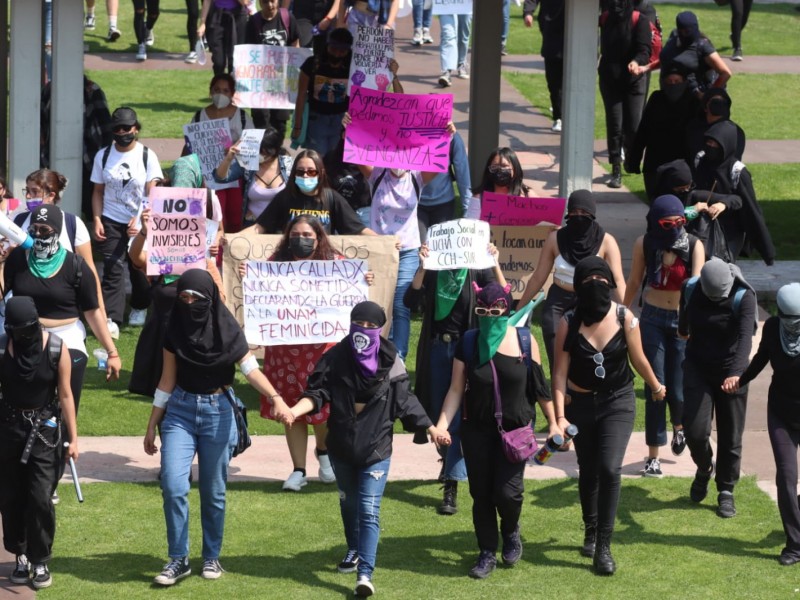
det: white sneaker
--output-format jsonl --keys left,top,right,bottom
{"left": 184, "top": 51, "right": 198, "bottom": 64}
{"left": 107, "top": 26, "right": 121, "bottom": 42}
{"left": 411, "top": 28, "right": 422, "bottom": 45}
{"left": 316, "top": 450, "right": 336, "bottom": 483}
{"left": 456, "top": 64, "right": 470, "bottom": 79}
{"left": 552, "top": 119, "right": 562, "bottom": 132}
{"left": 128, "top": 308, "right": 147, "bottom": 326}
{"left": 136, "top": 43, "right": 147, "bottom": 61}
{"left": 438, "top": 71, "right": 451, "bottom": 88}
{"left": 145, "top": 28, "right": 155, "bottom": 46}
{"left": 107, "top": 318, "right": 120, "bottom": 340}
{"left": 422, "top": 27, "right": 434, "bottom": 44}
{"left": 355, "top": 575, "right": 375, "bottom": 596}
{"left": 84, "top": 15, "right": 96, "bottom": 30}
{"left": 282, "top": 470, "right": 307, "bottom": 491}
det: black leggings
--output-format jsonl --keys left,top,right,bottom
{"left": 729, "top": 0, "right": 753, "bottom": 50}
{"left": 207, "top": 5, "right": 247, "bottom": 76}
{"left": 133, "top": 0, "right": 160, "bottom": 45}
{"left": 544, "top": 56, "right": 564, "bottom": 121}
{"left": 565, "top": 385, "right": 635, "bottom": 534}
{"left": 599, "top": 74, "right": 647, "bottom": 166}
{"left": 186, "top": 0, "right": 199, "bottom": 50}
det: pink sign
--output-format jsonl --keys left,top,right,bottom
{"left": 344, "top": 87, "right": 453, "bottom": 173}
{"left": 147, "top": 187, "right": 207, "bottom": 276}
{"left": 480, "top": 192, "right": 566, "bottom": 226}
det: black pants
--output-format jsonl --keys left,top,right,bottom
{"left": 461, "top": 428, "right": 526, "bottom": 553}
{"left": 186, "top": 0, "right": 199, "bottom": 51}
{"left": 0, "top": 413, "right": 60, "bottom": 564}
{"left": 207, "top": 5, "right": 247, "bottom": 76}
{"left": 565, "top": 385, "right": 635, "bottom": 534}
{"left": 599, "top": 74, "right": 647, "bottom": 166}
{"left": 418, "top": 200, "right": 456, "bottom": 243}
{"left": 95, "top": 216, "right": 152, "bottom": 323}
{"left": 541, "top": 284, "right": 574, "bottom": 370}
{"left": 682, "top": 360, "right": 748, "bottom": 493}
{"left": 768, "top": 408, "right": 800, "bottom": 559}
{"left": 251, "top": 109, "right": 291, "bottom": 142}
{"left": 133, "top": 0, "right": 160, "bottom": 44}
{"left": 730, "top": 0, "right": 753, "bottom": 49}
{"left": 544, "top": 56, "right": 563, "bottom": 121}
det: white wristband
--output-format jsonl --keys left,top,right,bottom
{"left": 240, "top": 354, "right": 259, "bottom": 376}
{"left": 153, "top": 388, "right": 171, "bottom": 409}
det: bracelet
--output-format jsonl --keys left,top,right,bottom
{"left": 107, "top": 350, "right": 119, "bottom": 358}
{"left": 270, "top": 394, "right": 283, "bottom": 402}
{"left": 556, "top": 415, "right": 567, "bottom": 421}
{"left": 653, "top": 385, "right": 664, "bottom": 395}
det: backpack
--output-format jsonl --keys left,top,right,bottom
{"left": 14, "top": 211, "right": 78, "bottom": 251}
{"left": 600, "top": 10, "right": 662, "bottom": 67}
{"left": 102, "top": 143, "right": 149, "bottom": 172}
{"left": 0, "top": 330, "right": 63, "bottom": 371}
{"left": 371, "top": 169, "right": 421, "bottom": 203}
{"left": 683, "top": 276, "right": 756, "bottom": 333}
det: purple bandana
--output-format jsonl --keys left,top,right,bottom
{"left": 348, "top": 323, "right": 382, "bottom": 377}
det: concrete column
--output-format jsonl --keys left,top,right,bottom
{"left": 50, "top": 0, "right": 85, "bottom": 216}
{"left": 559, "top": 0, "right": 597, "bottom": 197}
{"left": 8, "top": 0, "right": 43, "bottom": 197}
{"left": 0, "top": 0, "right": 9, "bottom": 172}
{"left": 467, "top": 0, "right": 502, "bottom": 186}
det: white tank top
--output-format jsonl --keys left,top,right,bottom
{"left": 553, "top": 253, "right": 576, "bottom": 286}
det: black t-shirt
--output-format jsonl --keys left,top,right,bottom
{"left": 4, "top": 250, "right": 99, "bottom": 319}
{"left": 301, "top": 56, "right": 350, "bottom": 115}
{"left": 244, "top": 11, "right": 300, "bottom": 46}
{"left": 324, "top": 149, "right": 371, "bottom": 211}
{"left": 292, "top": 0, "right": 334, "bottom": 22}
{"left": 255, "top": 188, "right": 365, "bottom": 234}
{"left": 432, "top": 268, "right": 497, "bottom": 338}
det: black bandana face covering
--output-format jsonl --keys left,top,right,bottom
{"left": 576, "top": 279, "right": 612, "bottom": 326}
{"left": 30, "top": 229, "right": 60, "bottom": 259}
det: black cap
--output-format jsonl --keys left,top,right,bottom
{"left": 111, "top": 106, "right": 138, "bottom": 128}
{"left": 328, "top": 28, "right": 353, "bottom": 49}
{"left": 31, "top": 204, "right": 64, "bottom": 235}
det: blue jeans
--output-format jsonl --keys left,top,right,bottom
{"left": 356, "top": 206, "right": 371, "bottom": 230}
{"left": 429, "top": 338, "right": 467, "bottom": 480}
{"left": 641, "top": 304, "right": 686, "bottom": 447}
{"left": 502, "top": 0, "right": 510, "bottom": 43}
{"left": 160, "top": 387, "right": 237, "bottom": 560}
{"left": 305, "top": 112, "right": 344, "bottom": 157}
{"left": 412, "top": 0, "right": 432, "bottom": 28}
{"left": 439, "top": 14, "right": 472, "bottom": 72}
{"left": 330, "top": 456, "right": 391, "bottom": 578}
{"left": 389, "top": 248, "right": 419, "bottom": 359}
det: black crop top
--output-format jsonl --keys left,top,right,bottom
{"left": 4, "top": 249, "right": 99, "bottom": 319}
{"left": 567, "top": 327, "right": 633, "bottom": 392}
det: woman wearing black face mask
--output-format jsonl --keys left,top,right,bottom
{"left": 553, "top": 256, "right": 664, "bottom": 575}
{"left": 516, "top": 190, "right": 626, "bottom": 369}
{"left": 476, "top": 147, "right": 529, "bottom": 202}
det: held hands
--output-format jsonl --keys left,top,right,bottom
{"left": 628, "top": 61, "right": 643, "bottom": 76}
{"left": 273, "top": 397, "right": 295, "bottom": 426}
{"left": 721, "top": 376, "right": 740, "bottom": 394}
{"left": 430, "top": 425, "right": 451, "bottom": 448}
{"left": 144, "top": 428, "right": 158, "bottom": 455}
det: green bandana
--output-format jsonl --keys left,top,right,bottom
{"left": 435, "top": 269, "right": 468, "bottom": 321}
{"left": 477, "top": 315, "right": 510, "bottom": 366}
{"left": 162, "top": 274, "right": 181, "bottom": 285}
{"left": 28, "top": 245, "right": 67, "bottom": 279}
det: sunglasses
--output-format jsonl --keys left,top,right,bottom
{"left": 112, "top": 125, "right": 133, "bottom": 133}
{"left": 658, "top": 217, "right": 686, "bottom": 230}
{"left": 593, "top": 352, "right": 606, "bottom": 379}
{"left": 296, "top": 168, "right": 319, "bottom": 177}
{"left": 29, "top": 225, "right": 55, "bottom": 236}
{"left": 475, "top": 305, "right": 507, "bottom": 317}
{"left": 488, "top": 165, "right": 512, "bottom": 174}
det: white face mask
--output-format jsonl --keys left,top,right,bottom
{"left": 212, "top": 93, "right": 231, "bottom": 109}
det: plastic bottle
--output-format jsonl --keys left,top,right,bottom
{"left": 0, "top": 212, "right": 33, "bottom": 249}
{"left": 533, "top": 434, "right": 564, "bottom": 466}
{"left": 93, "top": 348, "right": 108, "bottom": 370}
{"left": 684, "top": 206, "right": 699, "bottom": 221}
{"left": 558, "top": 424, "right": 579, "bottom": 451}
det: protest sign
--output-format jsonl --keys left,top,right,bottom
{"left": 432, "top": 0, "right": 473, "bottom": 15}
{"left": 236, "top": 128, "right": 267, "bottom": 171}
{"left": 223, "top": 232, "right": 399, "bottom": 337}
{"left": 233, "top": 45, "right": 313, "bottom": 109}
{"left": 344, "top": 87, "right": 453, "bottom": 172}
{"left": 422, "top": 219, "right": 495, "bottom": 271}
{"left": 480, "top": 192, "right": 566, "bottom": 227}
{"left": 490, "top": 225, "right": 556, "bottom": 299}
{"left": 243, "top": 259, "right": 370, "bottom": 345}
{"left": 349, "top": 25, "right": 394, "bottom": 93}
{"left": 183, "top": 118, "right": 237, "bottom": 191}
{"left": 147, "top": 187, "right": 207, "bottom": 276}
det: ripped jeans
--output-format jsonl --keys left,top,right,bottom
{"left": 329, "top": 456, "right": 391, "bottom": 578}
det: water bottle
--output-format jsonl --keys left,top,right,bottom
{"left": 684, "top": 206, "right": 699, "bottom": 221}
{"left": 558, "top": 424, "right": 579, "bottom": 451}
{"left": 93, "top": 348, "right": 108, "bottom": 370}
{"left": 533, "top": 434, "right": 564, "bottom": 466}
{"left": 0, "top": 212, "right": 33, "bottom": 249}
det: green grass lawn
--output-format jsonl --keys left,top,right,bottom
{"left": 505, "top": 3, "right": 800, "bottom": 56}
{"left": 40, "top": 476, "right": 792, "bottom": 599}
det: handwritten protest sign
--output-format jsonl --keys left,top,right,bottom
{"left": 480, "top": 192, "right": 566, "bottom": 227}
{"left": 233, "top": 45, "right": 312, "bottom": 109}
{"left": 423, "top": 219, "right": 495, "bottom": 271}
{"left": 490, "top": 225, "right": 556, "bottom": 299}
{"left": 223, "top": 232, "right": 399, "bottom": 340}
{"left": 183, "top": 118, "right": 236, "bottom": 191}
{"left": 243, "top": 260, "right": 370, "bottom": 345}
{"left": 147, "top": 187, "right": 207, "bottom": 276}
{"left": 432, "top": 0, "right": 473, "bottom": 15}
{"left": 344, "top": 87, "right": 453, "bottom": 172}
{"left": 349, "top": 25, "right": 394, "bottom": 94}
{"left": 236, "top": 128, "right": 267, "bottom": 171}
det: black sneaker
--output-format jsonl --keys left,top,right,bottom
{"left": 608, "top": 164, "right": 622, "bottom": 189}
{"left": 731, "top": 48, "right": 743, "bottom": 61}
{"left": 10, "top": 554, "right": 29, "bottom": 584}
{"left": 154, "top": 557, "right": 191, "bottom": 586}
{"left": 671, "top": 429, "right": 686, "bottom": 456}
{"left": 437, "top": 481, "right": 458, "bottom": 515}
{"left": 200, "top": 558, "right": 224, "bottom": 579}
{"left": 31, "top": 564, "right": 52, "bottom": 589}
{"left": 690, "top": 463, "right": 715, "bottom": 503}
{"left": 717, "top": 492, "right": 736, "bottom": 518}
{"left": 643, "top": 457, "right": 664, "bottom": 478}
{"left": 338, "top": 549, "right": 359, "bottom": 574}
{"left": 501, "top": 525, "right": 523, "bottom": 566}
{"left": 469, "top": 550, "right": 497, "bottom": 579}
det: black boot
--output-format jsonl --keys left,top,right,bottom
{"left": 581, "top": 523, "right": 597, "bottom": 558}
{"left": 438, "top": 480, "right": 458, "bottom": 515}
{"left": 608, "top": 164, "right": 622, "bottom": 189}
{"left": 593, "top": 530, "right": 616, "bottom": 575}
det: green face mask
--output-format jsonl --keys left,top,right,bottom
{"left": 477, "top": 314, "right": 510, "bottom": 366}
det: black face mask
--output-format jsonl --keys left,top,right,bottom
{"left": 566, "top": 214, "right": 594, "bottom": 236}
{"left": 707, "top": 100, "right": 730, "bottom": 119}
{"left": 704, "top": 144, "right": 724, "bottom": 165}
{"left": 577, "top": 279, "right": 612, "bottom": 326}
{"left": 610, "top": 0, "right": 627, "bottom": 19}
{"left": 113, "top": 132, "right": 136, "bottom": 146}
{"left": 490, "top": 169, "right": 513, "bottom": 187}
{"left": 673, "top": 185, "right": 695, "bottom": 205}
{"left": 289, "top": 237, "right": 316, "bottom": 258}
{"left": 662, "top": 81, "right": 688, "bottom": 103}
{"left": 7, "top": 321, "right": 41, "bottom": 346}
